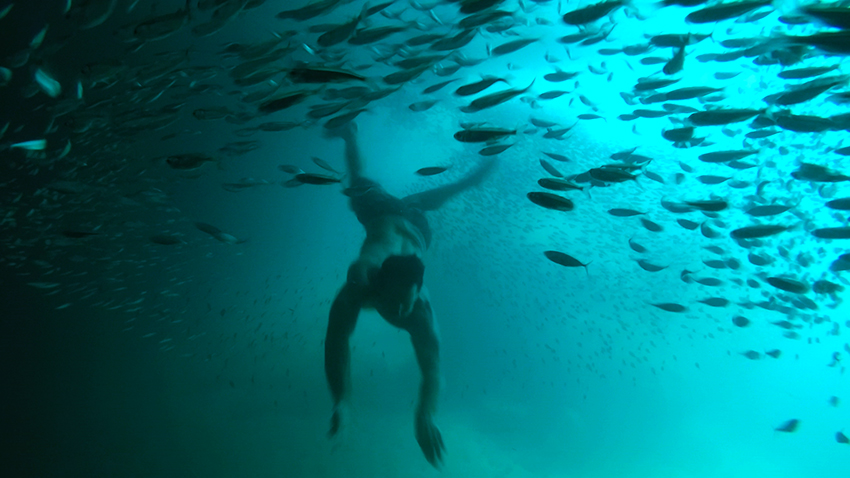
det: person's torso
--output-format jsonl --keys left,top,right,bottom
{"left": 360, "top": 215, "right": 426, "bottom": 262}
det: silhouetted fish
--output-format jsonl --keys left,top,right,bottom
{"left": 775, "top": 419, "right": 800, "bottom": 432}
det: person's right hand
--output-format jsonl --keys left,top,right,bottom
{"left": 415, "top": 411, "right": 445, "bottom": 468}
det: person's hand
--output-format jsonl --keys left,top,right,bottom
{"left": 328, "top": 404, "right": 347, "bottom": 437}
{"left": 415, "top": 411, "right": 445, "bottom": 468}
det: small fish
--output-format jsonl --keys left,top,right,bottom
{"left": 423, "top": 79, "right": 458, "bottom": 94}
{"left": 312, "top": 156, "right": 339, "bottom": 174}
{"left": 453, "top": 127, "right": 516, "bottom": 143}
{"left": 813, "top": 280, "right": 844, "bottom": 295}
{"left": 544, "top": 251, "right": 590, "bottom": 276}
{"left": 221, "top": 178, "right": 272, "bottom": 192}
{"left": 460, "top": 79, "right": 535, "bottom": 113}
{"left": 748, "top": 252, "right": 774, "bottom": 266}
{"left": 640, "top": 218, "right": 663, "bottom": 232}
{"left": 693, "top": 277, "right": 723, "bottom": 286}
{"left": 837, "top": 431, "right": 849, "bottom": 444}
{"left": 663, "top": 40, "right": 687, "bottom": 75}
{"left": 539, "top": 159, "right": 563, "bottom": 177}
{"left": 195, "top": 222, "right": 246, "bottom": 244}
{"left": 478, "top": 143, "right": 513, "bottom": 156}
{"left": 166, "top": 153, "right": 215, "bottom": 170}
{"left": 698, "top": 297, "right": 729, "bottom": 307}
{"left": 258, "top": 91, "right": 311, "bottom": 114}
{"left": 292, "top": 173, "right": 341, "bottom": 185}
{"left": 608, "top": 208, "right": 644, "bottom": 217}
{"left": 34, "top": 68, "right": 61, "bottom": 98}
{"left": 409, "top": 100, "right": 438, "bottom": 112}
{"left": 490, "top": 38, "right": 537, "bottom": 56}
{"left": 696, "top": 175, "right": 731, "bottom": 185}
{"left": 686, "top": 0, "right": 773, "bottom": 24}
{"left": 730, "top": 225, "right": 791, "bottom": 240}
{"left": 689, "top": 109, "right": 765, "bottom": 126}
{"left": 766, "top": 277, "right": 810, "bottom": 294}
{"left": 677, "top": 219, "right": 699, "bottom": 230}
{"left": 698, "top": 150, "right": 758, "bottom": 163}
{"left": 455, "top": 77, "right": 506, "bottom": 96}
{"left": 317, "top": 3, "right": 368, "bottom": 47}
{"left": 651, "top": 302, "right": 687, "bottom": 312}
{"left": 543, "top": 152, "right": 570, "bottom": 162}
{"left": 538, "top": 90, "right": 569, "bottom": 100}
{"left": 62, "top": 230, "right": 100, "bottom": 238}
{"left": 562, "top": 0, "right": 624, "bottom": 25}
{"left": 27, "top": 282, "right": 61, "bottom": 289}
{"left": 149, "top": 234, "right": 184, "bottom": 245}
{"left": 544, "top": 70, "right": 580, "bottom": 82}
{"left": 288, "top": 67, "right": 366, "bottom": 83}
{"left": 685, "top": 199, "right": 727, "bottom": 211}
{"left": 825, "top": 198, "right": 850, "bottom": 210}
{"left": 732, "top": 316, "right": 750, "bottom": 327}
{"left": 628, "top": 237, "right": 647, "bottom": 253}
{"left": 589, "top": 168, "right": 637, "bottom": 183}
{"left": 531, "top": 117, "right": 559, "bottom": 128}
{"left": 778, "top": 65, "right": 838, "bottom": 80}
{"left": 792, "top": 162, "right": 850, "bottom": 182}
{"left": 537, "top": 178, "right": 583, "bottom": 192}
{"left": 416, "top": 167, "right": 448, "bottom": 176}
{"left": 527, "top": 192, "right": 574, "bottom": 211}
{"left": 637, "top": 259, "right": 667, "bottom": 272}
{"left": 774, "top": 419, "right": 800, "bottom": 433}
{"left": 745, "top": 204, "right": 793, "bottom": 217}
{"left": 741, "top": 350, "right": 761, "bottom": 360}
{"left": 812, "top": 227, "right": 850, "bottom": 239}
{"left": 257, "top": 121, "right": 303, "bottom": 132}
{"left": 662, "top": 127, "right": 695, "bottom": 142}
{"left": 278, "top": 165, "right": 303, "bottom": 174}
{"left": 765, "top": 349, "right": 781, "bottom": 358}
{"left": 10, "top": 139, "right": 47, "bottom": 151}
{"left": 0, "top": 3, "right": 13, "bottom": 20}
{"left": 133, "top": 0, "right": 192, "bottom": 41}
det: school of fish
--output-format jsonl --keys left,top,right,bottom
{"left": 2, "top": 0, "right": 850, "bottom": 449}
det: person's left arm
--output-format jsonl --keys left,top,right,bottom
{"left": 406, "top": 294, "right": 445, "bottom": 468}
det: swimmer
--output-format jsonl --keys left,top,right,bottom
{"left": 323, "top": 122, "right": 495, "bottom": 468}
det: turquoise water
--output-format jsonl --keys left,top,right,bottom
{"left": 2, "top": 0, "right": 849, "bottom": 476}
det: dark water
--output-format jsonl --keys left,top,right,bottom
{"left": 2, "top": 1, "right": 850, "bottom": 477}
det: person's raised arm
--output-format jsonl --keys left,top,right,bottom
{"left": 325, "top": 122, "right": 364, "bottom": 182}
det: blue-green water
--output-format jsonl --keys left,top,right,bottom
{"left": 2, "top": 0, "right": 849, "bottom": 477}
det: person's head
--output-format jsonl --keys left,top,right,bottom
{"left": 374, "top": 254, "right": 424, "bottom": 316}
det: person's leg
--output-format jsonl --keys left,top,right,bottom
{"left": 328, "top": 122, "right": 409, "bottom": 226}
{"left": 403, "top": 156, "right": 497, "bottom": 212}
{"left": 326, "top": 122, "right": 364, "bottom": 183}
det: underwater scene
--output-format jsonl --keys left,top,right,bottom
{"left": 2, "top": 0, "right": 850, "bottom": 477}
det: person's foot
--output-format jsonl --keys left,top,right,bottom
{"left": 323, "top": 121, "right": 357, "bottom": 141}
